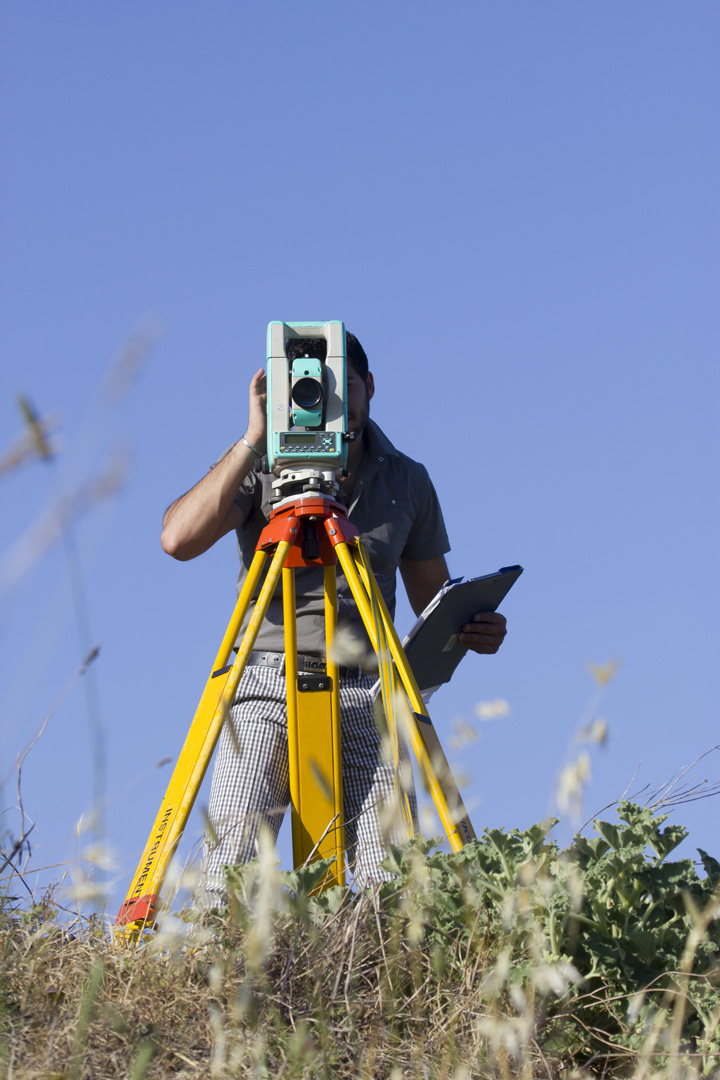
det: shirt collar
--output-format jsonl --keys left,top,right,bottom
{"left": 364, "top": 418, "right": 399, "bottom": 462}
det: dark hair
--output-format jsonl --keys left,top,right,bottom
{"left": 284, "top": 330, "right": 369, "bottom": 382}
{"left": 345, "top": 332, "right": 369, "bottom": 381}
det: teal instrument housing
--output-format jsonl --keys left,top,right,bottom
{"left": 266, "top": 321, "right": 348, "bottom": 476}
{"left": 290, "top": 357, "right": 324, "bottom": 427}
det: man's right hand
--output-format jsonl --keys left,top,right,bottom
{"left": 160, "top": 367, "right": 269, "bottom": 560}
{"left": 246, "top": 368, "right": 267, "bottom": 452}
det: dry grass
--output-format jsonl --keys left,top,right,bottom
{"left": 1, "top": 884, "right": 494, "bottom": 1080}
{"left": 2, "top": 832, "right": 719, "bottom": 1080}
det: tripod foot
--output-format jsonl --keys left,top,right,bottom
{"left": 115, "top": 892, "right": 159, "bottom": 928}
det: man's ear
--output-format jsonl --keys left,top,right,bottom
{"left": 366, "top": 371, "right": 375, "bottom": 401}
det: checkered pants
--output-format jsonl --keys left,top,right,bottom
{"left": 203, "top": 663, "right": 417, "bottom": 897}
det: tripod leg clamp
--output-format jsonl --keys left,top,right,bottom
{"left": 297, "top": 674, "right": 333, "bottom": 693}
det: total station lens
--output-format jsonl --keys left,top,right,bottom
{"left": 292, "top": 378, "right": 323, "bottom": 410}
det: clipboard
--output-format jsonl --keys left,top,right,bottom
{"left": 399, "top": 565, "right": 523, "bottom": 699}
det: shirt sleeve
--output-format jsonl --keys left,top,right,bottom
{"left": 401, "top": 464, "right": 451, "bottom": 562}
{"left": 209, "top": 444, "right": 258, "bottom": 521}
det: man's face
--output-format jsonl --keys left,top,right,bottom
{"left": 346, "top": 362, "right": 375, "bottom": 435}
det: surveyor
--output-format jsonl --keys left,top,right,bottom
{"left": 160, "top": 332, "right": 507, "bottom": 896}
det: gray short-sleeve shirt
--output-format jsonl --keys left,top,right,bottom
{"left": 225, "top": 419, "right": 450, "bottom": 656}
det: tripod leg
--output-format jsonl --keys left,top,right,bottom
{"left": 284, "top": 564, "right": 345, "bottom": 887}
{"left": 323, "top": 566, "right": 345, "bottom": 883}
{"left": 284, "top": 568, "right": 301, "bottom": 863}
{"left": 355, "top": 546, "right": 476, "bottom": 846}
{"left": 335, "top": 540, "right": 476, "bottom": 851}
{"left": 115, "top": 540, "right": 292, "bottom": 940}
{"left": 340, "top": 545, "right": 415, "bottom": 840}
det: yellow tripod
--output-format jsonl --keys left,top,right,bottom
{"left": 115, "top": 492, "right": 475, "bottom": 941}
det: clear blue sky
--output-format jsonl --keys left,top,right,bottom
{"left": 1, "top": 1, "right": 718, "bottom": 916}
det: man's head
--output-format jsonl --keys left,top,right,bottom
{"left": 285, "top": 330, "right": 374, "bottom": 435}
{"left": 284, "top": 331, "right": 367, "bottom": 377}
{"left": 346, "top": 335, "right": 374, "bottom": 435}
{"left": 345, "top": 332, "right": 369, "bottom": 383}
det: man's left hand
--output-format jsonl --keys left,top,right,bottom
{"left": 458, "top": 611, "right": 507, "bottom": 654}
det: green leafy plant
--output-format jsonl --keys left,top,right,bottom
{"left": 375, "top": 801, "right": 720, "bottom": 1070}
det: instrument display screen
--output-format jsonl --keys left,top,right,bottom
{"left": 283, "top": 433, "right": 317, "bottom": 446}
